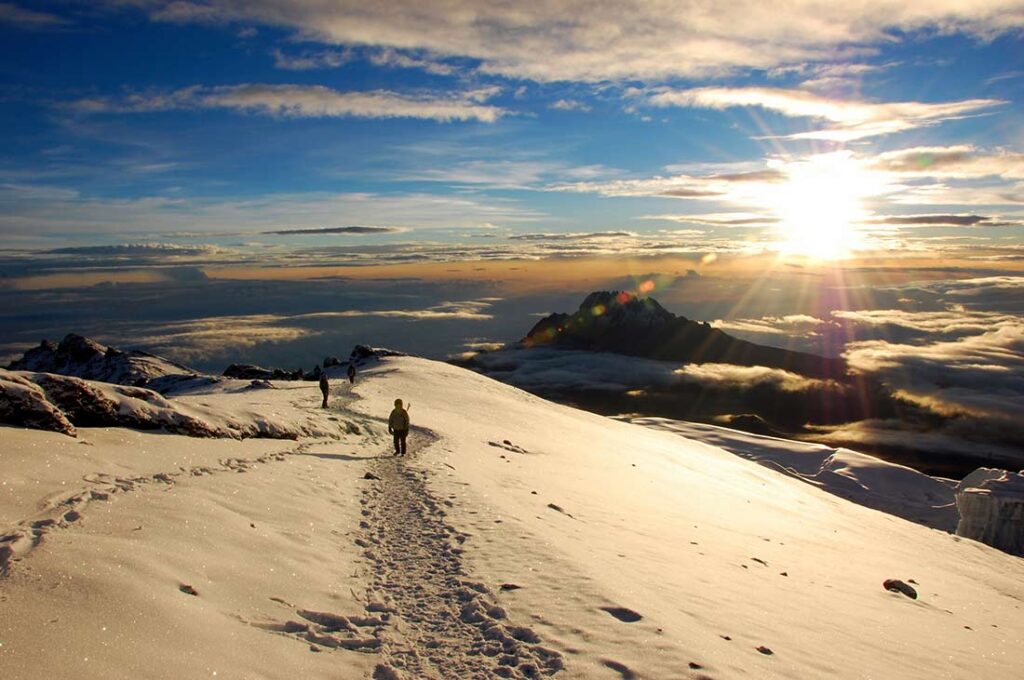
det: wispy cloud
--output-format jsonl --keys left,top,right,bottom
{"left": 46, "top": 243, "right": 223, "bottom": 258}
{"left": 869, "top": 145, "right": 1024, "bottom": 179}
{"left": 549, "top": 165, "right": 786, "bottom": 200}
{"left": 367, "top": 48, "right": 456, "bottom": 76}
{"left": 0, "top": 187, "right": 543, "bottom": 236}
{"left": 643, "top": 212, "right": 779, "bottom": 227}
{"left": 550, "top": 99, "right": 592, "bottom": 112}
{"left": 862, "top": 214, "right": 994, "bottom": 227}
{"left": 298, "top": 299, "right": 495, "bottom": 321}
{"left": 0, "top": 2, "right": 67, "bottom": 28}
{"left": 70, "top": 84, "right": 506, "bottom": 123}
{"left": 271, "top": 48, "right": 351, "bottom": 70}
{"left": 261, "top": 226, "right": 403, "bottom": 236}
{"left": 642, "top": 87, "right": 1004, "bottom": 140}
{"left": 132, "top": 1, "right": 1024, "bottom": 83}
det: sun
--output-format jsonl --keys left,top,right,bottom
{"left": 766, "top": 152, "right": 875, "bottom": 260}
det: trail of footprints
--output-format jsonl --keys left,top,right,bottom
{"left": 0, "top": 444, "right": 309, "bottom": 577}
{"left": 356, "top": 452, "right": 564, "bottom": 679}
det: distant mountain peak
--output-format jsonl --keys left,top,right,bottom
{"left": 525, "top": 291, "right": 843, "bottom": 379}
{"left": 577, "top": 290, "right": 675, "bottom": 322}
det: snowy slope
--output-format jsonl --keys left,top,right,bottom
{"left": 620, "top": 418, "right": 960, "bottom": 532}
{"left": 1, "top": 356, "right": 1022, "bottom": 680}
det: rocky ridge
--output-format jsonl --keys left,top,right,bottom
{"left": 525, "top": 291, "right": 845, "bottom": 379}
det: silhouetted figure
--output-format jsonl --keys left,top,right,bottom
{"left": 347, "top": 363, "right": 356, "bottom": 384}
{"left": 319, "top": 373, "right": 330, "bottom": 409}
{"left": 388, "top": 398, "right": 410, "bottom": 456}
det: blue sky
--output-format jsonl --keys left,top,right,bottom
{"left": 1, "top": 2, "right": 1023, "bottom": 460}
{"left": 1, "top": 1, "right": 1022, "bottom": 258}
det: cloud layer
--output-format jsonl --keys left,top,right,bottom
{"left": 132, "top": 1, "right": 1024, "bottom": 82}
{"left": 71, "top": 84, "right": 505, "bottom": 123}
{"left": 643, "top": 87, "right": 1004, "bottom": 140}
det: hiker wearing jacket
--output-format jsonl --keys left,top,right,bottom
{"left": 388, "top": 398, "right": 410, "bottom": 456}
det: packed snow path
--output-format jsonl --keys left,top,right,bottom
{"left": 359, "top": 438, "right": 564, "bottom": 680}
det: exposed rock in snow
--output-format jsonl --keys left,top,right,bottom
{"left": 0, "top": 371, "right": 77, "bottom": 437}
{"left": 244, "top": 379, "right": 276, "bottom": 390}
{"left": 883, "top": 579, "right": 918, "bottom": 599}
{"left": 24, "top": 371, "right": 226, "bottom": 437}
{"left": 0, "top": 369, "right": 338, "bottom": 440}
{"left": 956, "top": 467, "right": 1024, "bottom": 556}
{"left": 350, "top": 345, "right": 405, "bottom": 363}
{"left": 7, "top": 334, "right": 196, "bottom": 386}
{"left": 223, "top": 363, "right": 306, "bottom": 381}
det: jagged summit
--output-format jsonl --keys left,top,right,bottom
{"left": 525, "top": 291, "right": 844, "bottom": 379}
{"left": 8, "top": 334, "right": 197, "bottom": 386}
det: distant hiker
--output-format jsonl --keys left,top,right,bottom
{"left": 388, "top": 398, "right": 410, "bottom": 456}
{"left": 319, "top": 373, "right": 330, "bottom": 409}
{"left": 347, "top": 363, "right": 356, "bottom": 384}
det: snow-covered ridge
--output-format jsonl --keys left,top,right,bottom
{"left": 623, "top": 417, "right": 959, "bottom": 531}
{"left": 1, "top": 355, "right": 1023, "bottom": 679}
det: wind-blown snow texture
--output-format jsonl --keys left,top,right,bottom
{"left": 1, "top": 356, "right": 1022, "bottom": 680}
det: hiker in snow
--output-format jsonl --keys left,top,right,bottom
{"left": 319, "top": 373, "right": 330, "bottom": 409}
{"left": 388, "top": 398, "right": 410, "bottom": 456}
{"left": 347, "top": 363, "right": 356, "bottom": 384}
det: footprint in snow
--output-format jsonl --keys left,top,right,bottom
{"left": 488, "top": 439, "right": 529, "bottom": 454}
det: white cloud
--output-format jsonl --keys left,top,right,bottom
{"left": 712, "top": 315, "right": 827, "bottom": 337}
{"left": 124, "top": 315, "right": 317, "bottom": 362}
{"left": 71, "top": 83, "right": 505, "bottom": 123}
{"left": 271, "top": 48, "right": 350, "bottom": 70}
{"left": 844, "top": 319, "right": 1024, "bottom": 421}
{"left": 643, "top": 86, "right": 1004, "bottom": 140}
{"left": 674, "top": 363, "right": 837, "bottom": 392}
{"left": 298, "top": 299, "right": 495, "bottom": 321}
{"left": 550, "top": 99, "right": 592, "bottom": 112}
{"left": 368, "top": 48, "right": 456, "bottom": 76}
{"left": 833, "top": 309, "right": 1022, "bottom": 337}
{"left": 131, "top": 1, "right": 1024, "bottom": 83}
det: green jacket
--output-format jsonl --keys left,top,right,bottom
{"left": 388, "top": 407, "right": 409, "bottom": 431}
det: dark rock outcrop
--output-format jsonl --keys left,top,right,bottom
{"left": 0, "top": 371, "right": 77, "bottom": 437}
{"left": 0, "top": 369, "right": 331, "bottom": 440}
{"left": 350, "top": 345, "right": 406, "bottom": 363}
{"left": 0, "top": 370, "right": 224, "bottom": 438}
{"left": 8, "top": 334, "right": 197, "bottom": 386}
{"left": 524, "top": 291, "right": 844, "bottom": 379}
{"left": 223, "top": 364, "right": 306, "bottom": 381}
